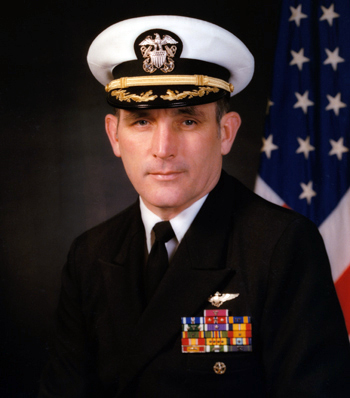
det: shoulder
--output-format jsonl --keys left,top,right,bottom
{"left": 69, "top": 200, "right": 142, "bottom": 262}
{"left": 221, "top": 173, "right": 326, "bottom": 270}
{"left": 223, "top": 172, "right": 311, "bottom": 231}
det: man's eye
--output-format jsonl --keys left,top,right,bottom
{"left": 183, "top": 120, "right": 196, "bottom": 126}
{"left": 135, "top": 120, "right": 149, "bottom": 126}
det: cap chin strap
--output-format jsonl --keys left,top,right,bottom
{"left": 105, "top": 74, "right": 234, "bottom": 94}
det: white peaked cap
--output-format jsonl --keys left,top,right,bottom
{"left": 87, "top": 15, "right": 254, "bottom": 108}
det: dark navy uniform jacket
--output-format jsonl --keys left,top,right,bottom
{"left": 39, "top": 171, "right": 350, "bottom": 397}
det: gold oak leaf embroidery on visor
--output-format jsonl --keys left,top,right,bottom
{"left": 160, "top": 87, "right": 220, "bottom": 101}
{"left": 111, "top": 89, "right": 158, "bottom": 102}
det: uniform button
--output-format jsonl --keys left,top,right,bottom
{"left": 213, "top": 362, "right": 226, "bottom": 374}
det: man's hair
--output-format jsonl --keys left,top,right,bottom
{"left": 215, "top": 96, "right": 231, "bottom": 125}
{"left": 114, "top": 96, "right": 230, "bottom": 127}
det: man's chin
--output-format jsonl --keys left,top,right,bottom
{"left": 141, "top": 192, "right": 191, "bottom": 217}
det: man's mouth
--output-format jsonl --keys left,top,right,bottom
{"left": 148, "top": 171, "right": 184, "bottom": 181}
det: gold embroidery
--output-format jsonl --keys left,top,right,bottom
{"left": 111, "top": 89, "right": 158, "bottom": 103}
{"left": 105, "top": 75, "right": 234, "bottom": 94}
{"left": 160, "top": 87, "right": 219, "bottom": 101}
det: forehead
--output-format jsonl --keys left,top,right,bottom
{"left": 119, "top": 102, "right": 216, "bottom": 119}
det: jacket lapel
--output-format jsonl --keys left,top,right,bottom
{"left": 118, "top": 172, "right": 238, "bottom": 393}
{"left": 97, "top": 201, "right": 147, "bottom": 337}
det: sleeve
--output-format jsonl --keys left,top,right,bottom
{"left": 38, "top": 240, "right": 100, "bottom": 398}
{"left": 260, "top": 218, "right": 350, "bottom": 397}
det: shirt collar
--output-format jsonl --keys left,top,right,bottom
{"left": 140, "top": 195, "right": 208, "bottom": 253}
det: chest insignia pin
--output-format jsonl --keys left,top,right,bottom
{"left": 208, "top": 291, "right": 240, "bottom": 308}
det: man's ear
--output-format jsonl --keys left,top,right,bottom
{"left": 219, "top": 111, "right": 241, "bottom": 155}
{"left": 105, "top": 114, "right": 121, "bottom": 157}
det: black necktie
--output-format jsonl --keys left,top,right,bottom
{"left": 145, "top": 221, "right": 175, "bottom": 301}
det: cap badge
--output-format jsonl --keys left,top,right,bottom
{"left": 208, "top": 292, "right": 240, "bottom": 308}
{"left": 139, "top": 33, "right": 178, "bottom": 74}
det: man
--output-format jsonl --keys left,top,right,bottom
{"left": 39, "top": 15, "right": 350, "bottom": 397}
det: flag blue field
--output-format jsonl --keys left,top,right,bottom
{"left": 255, "top": 0, "right": 350, "bottom": 334}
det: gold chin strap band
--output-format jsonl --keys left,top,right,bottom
{"left": 105, "top": 75, "right": 234, "bottom": 94}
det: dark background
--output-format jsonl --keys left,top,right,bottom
{"left": 1, "top": 1, "right": 281, "bottom": 396}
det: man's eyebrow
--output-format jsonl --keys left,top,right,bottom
{"left": 121, "top": 110, "right": 152, "bottom": 121}
{"left": 171, "top": 106, "right": 207, "bottom": 118}
{"left": 120, "top": 106, "right": 208, "bottom": 121}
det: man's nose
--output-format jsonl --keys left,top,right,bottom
{"left": 151, "top": 122, "right": 177, "bottom": 159}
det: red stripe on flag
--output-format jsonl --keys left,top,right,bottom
{"left": 334, "top": 264, "right": 350, "bottom": 335}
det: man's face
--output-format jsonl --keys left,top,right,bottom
{"left": 105, "top": 102, "right": 240, "bottom": 219}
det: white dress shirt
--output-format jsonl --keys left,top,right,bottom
{"left": 140, "top": 195, "right": 208, "bottom": 260}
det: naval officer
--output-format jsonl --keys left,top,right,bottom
{"left": 38, "top": 15, "right": 350, "bottom": 397}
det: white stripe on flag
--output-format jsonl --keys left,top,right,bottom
{"left": 319, "top": 188, "right": 350, "bottom": 282}
{"left": 255, "top": 175, "right": 285, "bottom": 207}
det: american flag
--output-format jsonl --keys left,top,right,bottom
{"left": 255, "top": 0, "right": 350, "bottom": 335}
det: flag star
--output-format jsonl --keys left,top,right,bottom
{"left": 325, "top": 93, "right": 347, "bottom": 116}
{"left": 299, "top": 181, "right": 317, "bottom": 205}
{"left": 289, "top": 5, "right": 308, "bottom": 27}
{"left": 296, "top": 136, "right": 315, "bottom": 159}
{"left": 329, "top": 137, "right": 349, "bottom": 160}
{"left": 261, "top": 134, "right": 279, "bottom": 159}
{"left": 290, "top": 48, "right": 310, "bottom": 70}
{"left": 294, "top": 91, "right": 314, "bottom": 114}
{"left": 266, "top": 99, "right": 274, "bottom": 114}
{"left": 320, "top": 4, "right": 340, "bottom": 26}
{"left": 323, "top": 47, "right": 345, "bottom": 71}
